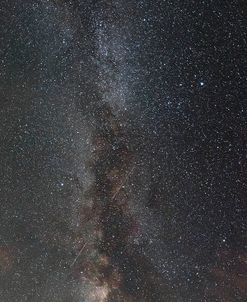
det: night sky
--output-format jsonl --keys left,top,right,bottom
{"left": 0, "top": 1, "right": 246, "bottom": 301}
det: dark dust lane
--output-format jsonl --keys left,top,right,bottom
{"left": 0, "top": 1, "right": 246, "bottom": 301}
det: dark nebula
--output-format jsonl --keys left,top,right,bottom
{"left": 0, "top": 1, "right": 246, "bottom": 301}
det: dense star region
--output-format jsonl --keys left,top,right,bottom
{"left": 0, "top": 0, "right": 246, "bottom": 301}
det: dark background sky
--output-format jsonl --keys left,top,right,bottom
{"left": 0, "top": 1, "right": 246, "bottom": 301}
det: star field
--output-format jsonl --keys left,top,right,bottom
{"left": 0, "top": 1, "right": 246, "bottom": 301}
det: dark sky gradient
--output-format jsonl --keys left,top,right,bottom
{"left": 0, "top": 1, "right": 246, "bottom": 301}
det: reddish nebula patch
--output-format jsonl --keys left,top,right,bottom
{"left": 210, "top": 249, "right": 247, "bottom": 301}
{"left": 0, "top": 246, "right": 15, "bottom": 272}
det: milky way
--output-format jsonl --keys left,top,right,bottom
{"left": 0, "top": 1, "right": 246, "bottom": 301}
